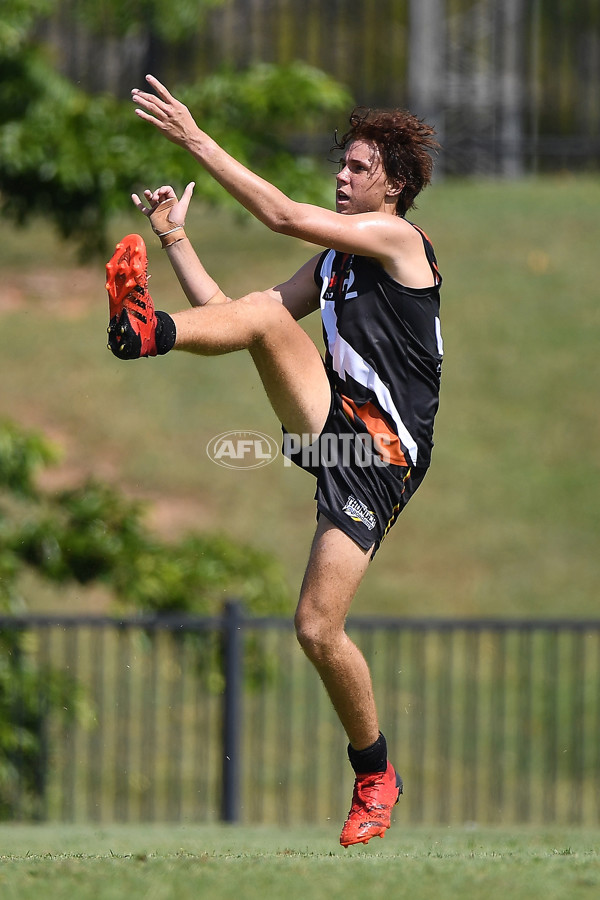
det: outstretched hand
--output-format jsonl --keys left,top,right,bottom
{"left": 132, "top": 75, "right": 198, "bottom": 147}
{"left": 131, "top": 182, "right": 195, "bottom": 226}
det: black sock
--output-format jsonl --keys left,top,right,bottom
{"left": 155, "top": 311, "right": 177, "bottom": 355}
{"left": 347, "top": 731, "right": 388, "bottom": 775}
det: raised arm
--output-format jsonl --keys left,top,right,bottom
{"left": 131, "top": 76, "right": 409, "bottom": 264}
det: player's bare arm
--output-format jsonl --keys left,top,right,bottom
{"left": 266, "top": 255, "right": 322, "bottom": 320}
{"left": 131, "top": 77, "right": 433, "bottom": 287}
{"left": 132, "top": 182, "right": 321, "bottom": 318}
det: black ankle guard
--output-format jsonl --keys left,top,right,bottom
{"left": 348, "top": 732, "right": 388, "bottom": 775}
{"left": 155, "top": 311, "right": 177, "bottom": 355}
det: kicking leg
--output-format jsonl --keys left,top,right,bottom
{"left": 106, "top": 224, "right": 329, "bottom": 436}
{"left": 172, "top": 292, "right": 331, "bottom": 438}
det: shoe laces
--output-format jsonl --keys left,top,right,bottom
{"left": 350, "top": 770, "right": 389, "bottom": 812}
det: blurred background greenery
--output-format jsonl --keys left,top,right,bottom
{"left": 0, "top": 0, "right": 598, "bottom": 620}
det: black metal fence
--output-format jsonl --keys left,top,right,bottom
{"left": 2, "top": 608, "right": 600, "bottom": 826}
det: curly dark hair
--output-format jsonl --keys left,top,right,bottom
{"left": 334, "top": 108, "right": 439, "bottom": 216}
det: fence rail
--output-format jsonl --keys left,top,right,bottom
{"left": 2, "top": 609, "right": 600, "bottom": 826}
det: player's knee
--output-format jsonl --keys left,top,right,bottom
{"left": 294, "top": 617, "right": 323, "bottom": 660}
{"left": 242, "top": 291, "right": 295, "bottom": 347}
{"left": 294, "top": 606, "right": 337, "bottom": 661}
{"left": 242, "top": 291, "right": 281, "bottom": 321}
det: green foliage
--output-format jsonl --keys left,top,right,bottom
{"left": 0, "top": 421, "right": 88, "bottom": 820}
{"left": 0, "top": 51, "right": 156, "bottom": 255}
{"left": 0, "top": 0, "right": 52, "bottom": 54}
{"left": 69, "top": 0, "right": 225, "bottom": 42}
{"left": 0, "top": 0, "right": 221, "bottom": 51}
{"left": 0, "top": 420, "right": 290, "bottom": 614}
{"left": 0, "top": 420, "right": 58, "bottom": 497}
{"left": 0, "top": 538, "right": 19, "bottom": 614}
{"left": 10, "top": 477, "right": 290, "bottom": 615}
{"left": 172, "top": 63, "right": 352, "bottom": 205}
{"left": 0, "top": 58, "right": 349, "bottom": 255}
{"left": 15, "top": 480, "right": 149, "bottom": 586}
{"left": 0, "top": 418, "right": 290, "bottom": 818}
{"left": 0, "top": 2, "right": 352, "bottom": 255}
{"left": 0, "top": 422, "right": 59, "bottom": 612}
{"left": 115, "top": 532, "right": 289, "bottom": 615}
{"left": 0, "top": 640, "right": 81, "bottom": 820}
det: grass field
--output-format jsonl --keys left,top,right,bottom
{"left": 1, "top": 823, "right": 600, "bottom": 900}
{"left": 0, "top": 175, "right": 598, "bottom": 619}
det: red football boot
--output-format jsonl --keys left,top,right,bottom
{"left": 106, "top": 234, "right": 158, "bottom": 358}
{"left": 339, "top": 761, "right": 403, "bottom": 847}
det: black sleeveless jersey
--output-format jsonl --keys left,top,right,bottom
{"left": 314, "top": 225, "right": 443, "bottom": 469}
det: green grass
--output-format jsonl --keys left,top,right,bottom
{"left": 0, "top": 175, "right": 598, "bottom": 618}
{"left": 1, "top": 824, "right": 600, "bottom": 900}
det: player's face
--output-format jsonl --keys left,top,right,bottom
{"left": 335, "top": 140, "right": 394, "bottom": 215}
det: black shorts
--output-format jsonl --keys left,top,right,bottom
{"left": 283, "top": 389, "right": 427, "bottom": 556}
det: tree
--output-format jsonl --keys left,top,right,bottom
{"left": 0, "top": 420, "right": 290, "bottom": 617}
{"left": 0, "top": 420, "right": 78, "bottom": 818}
{"left": 0, "top": 418, "right": 291, "bottom": 817}
{"left": 0, "top": 0, "right": 352, "bottom": 255}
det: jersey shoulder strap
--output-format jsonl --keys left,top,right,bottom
{"left": 407, "top": 222, "right": 442, "bottom": 286}
{"left": 313, "top": 249, "right": 332, "bottom": 287}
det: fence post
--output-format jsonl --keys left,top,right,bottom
{"left": 221, "top": 600, "right": 244, "bottom": 823}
